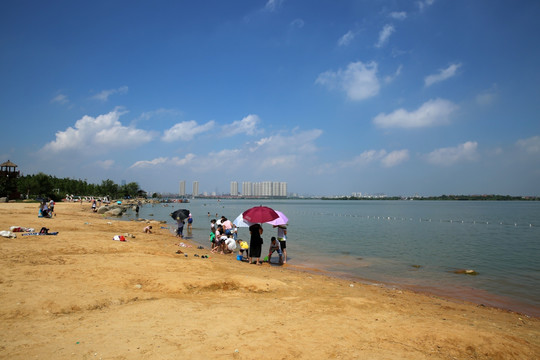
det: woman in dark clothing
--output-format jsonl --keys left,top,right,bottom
{"left": 248, "top": 223, "right": 263, "bottom": 265}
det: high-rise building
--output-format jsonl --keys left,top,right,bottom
{"left": 230, "top": 181, "right": 238, "bottom": 196}
{"left": 179, "top": 180, "right": 186, "bottom": 196}
{"left": 242, "top": 182, "right": 252, "bottom": 196}
{"left": 192, "top": 181, "right": 199, "bottom": 197}
{"left": 253, "top": 182, "right": 262, "bottom": 196}
{"left": 279, "top": 182, "right": 287, "bottom": 197}
{"left": 262, "top": 181, "right": 272, "bottom": 196}
{"left": 272, "top": 182, "right": 280, "bottom": 196}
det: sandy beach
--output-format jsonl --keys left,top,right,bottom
{"left": 0, "top": 202, "right": 538, "bottom": 359}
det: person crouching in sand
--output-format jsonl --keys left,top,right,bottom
{"left": 267, "top": 236, "right": 283, "bottom": 264}
{"left": 237, "top": 239, "right": 249, "bottom": 260}
{"left": 223, "top": 234, "right": 236, "bottom": 254}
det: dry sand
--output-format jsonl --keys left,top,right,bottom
{"left": 0, "top": 202, "right": 539, "bottom": 359}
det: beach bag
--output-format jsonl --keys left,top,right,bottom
{"left": 39, "top": 227, "right": 49, "bottom": 235}
{"left": 113, "top": 235, "right": 126, "bottom": 241}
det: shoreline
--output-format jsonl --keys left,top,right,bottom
{"left": 141, "top": 214, "right": 540, "bottom": 319}
{"left": 1, "top": 202, "right": 539, "bottom": 359}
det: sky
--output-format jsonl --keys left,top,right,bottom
{"left": 1, "top": 0, "right": 540, "bottom": 196}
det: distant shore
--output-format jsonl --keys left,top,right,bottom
{"left": 1, "top": 202, "right": 539, "bottom": 359}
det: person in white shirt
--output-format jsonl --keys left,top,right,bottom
{"left": 224, "top": 235, "right": 237, "bottom": 254}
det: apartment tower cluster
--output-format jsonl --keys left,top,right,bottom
{"left": 178, "top": 180, "right": 287, "bottom": 198}
{"left": 232, "top": 181, "right": 287, "bottom": 197}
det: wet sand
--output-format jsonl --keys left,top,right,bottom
{"left": 1, "top": 202, "right": 539, "bottom": 359}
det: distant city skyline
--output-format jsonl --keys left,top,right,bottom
{"left": 177, "top": 180, "right": 288, "bottom": 197}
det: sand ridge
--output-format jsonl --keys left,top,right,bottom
{"left": 0, "top": 202, "right": 538, "bottom": 359}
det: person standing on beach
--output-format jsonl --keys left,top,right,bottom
{"left": 274, "top": 225, "right": 287, "bottom": 264}
{"left": 248, "top": 223, "right": 263, "bottom": 265}
{"left": 176, "top": 219, "right": 184, "bottom": 238}
{"left": 187, "top": 213, "right": 193, "bottom": 232}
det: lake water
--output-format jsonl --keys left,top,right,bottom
{"left": 128, "top": 199, "right": 540, "bottom": 317}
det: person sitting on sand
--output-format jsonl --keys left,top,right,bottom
{"left": 267, "top": 236, "right": 283, "bottom": 264}
{"left": 48, "top": 198, "right": 55, "bottom": 216}
{"left": 144, "top": 225, "right": 152, "bottom": 233}
{"left": 237, "top": 239, "right": 249, "bottom": 259}
{"left": 40, "top": 201, "right": 51, "bottom": 218}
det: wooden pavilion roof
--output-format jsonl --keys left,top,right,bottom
{"left": 1, "top": 160, "right": 18, "bottom": 167}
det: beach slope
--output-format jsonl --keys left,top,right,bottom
{"left": 0, "top": 202, "right": 538, "bottom": 359}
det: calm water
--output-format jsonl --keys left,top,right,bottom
{"left": 130, "top": 199, "right": 540, "bottom": 317}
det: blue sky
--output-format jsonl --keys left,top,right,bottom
{"left": 1, "top": 0, "right": 539, "bottom": 196}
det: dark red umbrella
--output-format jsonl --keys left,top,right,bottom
{"left": 242, "top": 206, "right": 279, "bottom": 223}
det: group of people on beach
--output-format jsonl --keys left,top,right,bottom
{"left": 208, "top": 215, "right": 288, "bottom": 265}
{"left": 209, "top": 216, "right": 238, "bottom": 254}
{"left": 38, "top": 198, "right": 55, "bottom": 218}
{"left": 246, "top": 223, "right": 287, "bottom": 265}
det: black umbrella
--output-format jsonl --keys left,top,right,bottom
{"left": 171, "top": 209, "right": 190, "bottom": 221}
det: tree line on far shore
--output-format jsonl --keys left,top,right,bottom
{"left": 4, "top": 172, "right": 144, "bottom": 201}
{"left": 322, "top": 194, "right": 539, "bottom": 201}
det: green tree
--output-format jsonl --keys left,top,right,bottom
{"left": 119, "top": 182, "right": 140, "bottom": 198}
{"left": 99, "top": 179, "right": 119, "bottom": 198}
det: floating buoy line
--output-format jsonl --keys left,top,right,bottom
{"left": 288, "top": 210, "right": 538, "bottom": 229}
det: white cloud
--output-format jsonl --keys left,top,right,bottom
{"left": 338, "top": 30, "right": 355, "bottom": 47}
{"left": 95, "top": 159, "right": 115, "bottom": 169}
{"left": 382, "top": 149, "right": 410, "bottom": 167}
{"left": 249, "top": 129, "right": 322, "bottom": 157}
{"left": 316, "top": 61, "right": 380, "bottom": 101}
{"left": 91, "top": 86, "right": 129, "bottom": 101}
{"left": 162, "top": 120, "right": 216, "bottom": 142}
{"left": 129, "top": 154, "right": 196, "bottom": 169}
{"left": 264, "top": 0, "right": 283, "bottom": 12}
{"left": 384, "top": 64, "right": 403, "bottom": 83}
{"left": 373, "top": 98, "right": 457, "bottom": 129}
{"left": 375, "top": 24, "right": 395, "bottom": 48}
{"left": 424, "top": 63, "right": 461, "bottom": 87}
{"left": 137, "top": 108, "right": 182, "bottom": 122}
{"left": 476, "top": 85, "right": 498, "bottom": 106}
{"left": 130, "top": 157, "right": 169, "bottom": 168}
{"left": 516, "top": 136, "right": 540, "bottom": 154}
{"left": 417, "top": 0, "right": 435, "bottom": 11}
{"left": 42, "top": 108, "right": 153, "bottom": 153}
{"left": 425, "top": 141, "right": 478, "bottom": 166}
{"left": 219, "top": 129, "right": 322, "bottom": 172}
{"left": 51, "top": 94, "right": 68, "bottom": 104}
{"left": 340, "top": 150, "right": 386, "bottom": 167}
{"left": 340, "top": 149, "right": 409, "bottom": 168}
{"left": 389, "top": 11, "right": 407, "bottom": 20}
{"left": 290, "top": 19, "right": 304, "bottom": 28}
{"left": 222, "top": 114, "right": 261, "bottom": 136}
